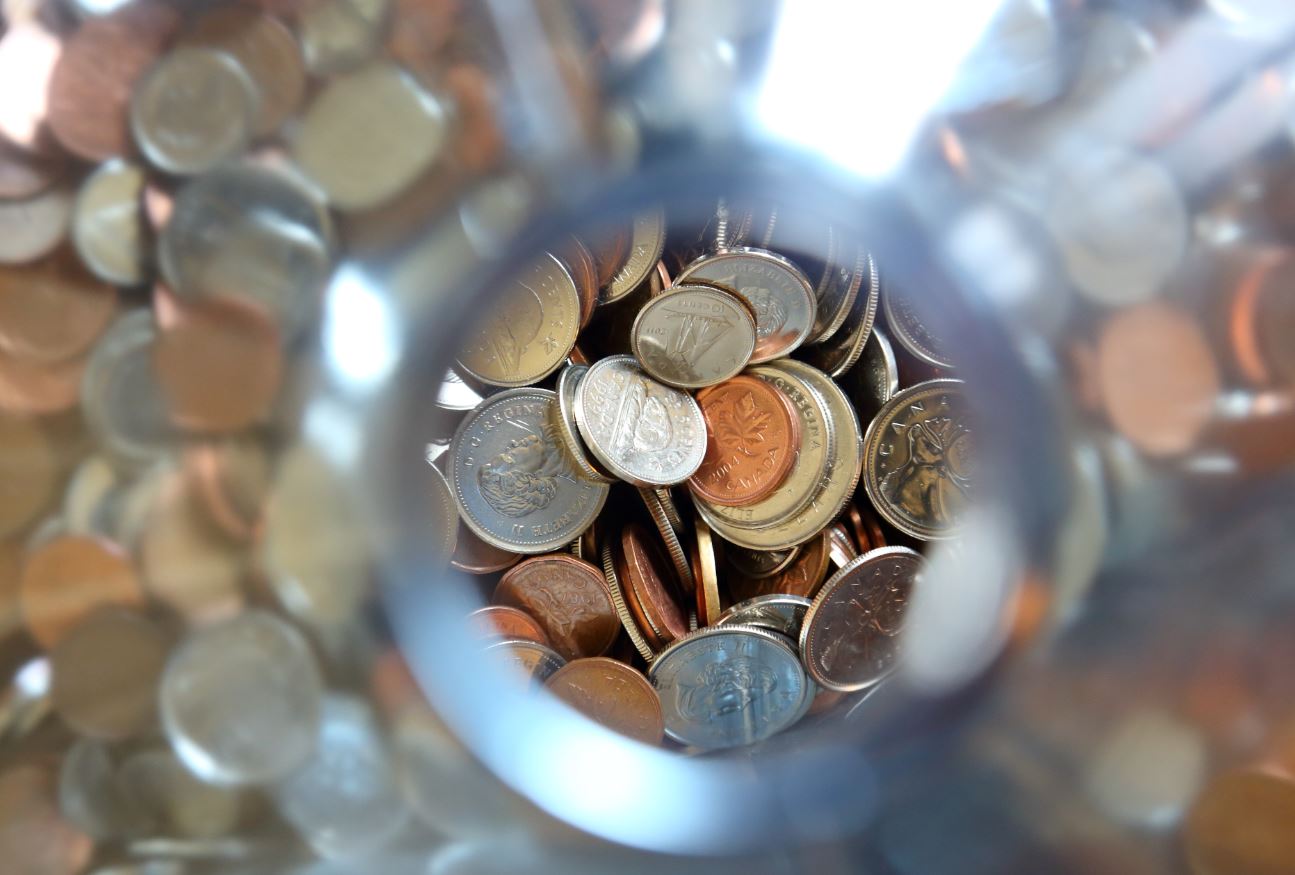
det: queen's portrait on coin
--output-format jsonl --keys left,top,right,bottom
{"left": 477, "top": 425, "right": 569, "bottom": 517}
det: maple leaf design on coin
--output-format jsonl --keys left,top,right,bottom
{"left": 716, "top": 391, "right": 771, "bottom": 457}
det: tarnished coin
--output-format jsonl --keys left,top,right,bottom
{"left": 716, "top": 594, "right": 811, "bottom": 639}
{"left": 573, "top": 355, "right": 706, "bottom": 486}
{"left": 862, "top": 379, "right": 972, "bottom": 540}
{"left": 1184, "top": 769, "right": 1295, "bottom": 875}
{"left": 800, "top": 253, "right": 879, "bottom": 377}
{"left": 492, "top": 554, "right": 619, "bottom": 661}
{"left": 0, "top": 184, "right": 72, "bottom": 265}
{"left": 648, "top": 624, "right": 810, "bottom": 749}
{"left": 545, "top": 657, "right": 664, "bottom": 745}
{"left": 483, "top": 637, "right": 566, "bottom": 685}
{"left": 81, "top": 310, "right": 177, "bottom": 469}
{"left": 615, "top": 523, "right": 687, "bottom": 650}
{"left": 882, "top": 279, "right": 954, "bottom": 369}
{"left": 467, "top": 606, "right": 550, "bottom": 646}
{"left": 553, "top": 364, "right": 615, "bottom": 483}
{"left": 295, "top": 62, "right": 447, "bottom": 212}
{"left": 799, "top": 546, "right": 920, "bottom": 692}
{"left": 0, "top": 762, "right": 95, "bottom": 875}
{"left": 131, "top": 47, "right": 258, "bottom": 176}
{"left": 448, "top": 388, "right": 608, "bottom": 553}
{"left": 19, "top": 534, "right": 146, "bottom": 650}
{"left": 677, "top": 247, "right": 816, "bottom": 362}
{"left": 117, "top": 748, "right": 243, "bottom": 840}
{"left": 456, "top": 255, "right": 580, "bottom": 388}
{"left": 726, "top": 544, "right": 799, "bottom": 580}
{"left": 450, "top": 523, "right": 520, "bottom": 574}
{"left": 602, "top": 210, "right": 667, "bottom": 304}
{"left": 690, "top": 515, "right": 722, "bottom": 626}
{"left": 840, "top": 324, "right": 899, "bottom": 426}
{"left": 72, "top": 160, "right": 148, "bottom": 286}
{"left": 629, "top": 285, "right": 756, "bottom": 388}
{"left": 688, "top": 374, "right": 800, "bottom": 507}
{"left": 159, "top": 610, "right": 323, "bottom": 785}
{"left": 0, "top": 249, "right": 116, "bottom": 363}
{"left": 728, "top": 527, "right": 832, "bottom": 602}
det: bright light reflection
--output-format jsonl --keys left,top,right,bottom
{"left": 756, "top": 0, "right": 1006, "bottom": 177}
{"left": 322, "top": 268, "right": 400, "bottom": 392}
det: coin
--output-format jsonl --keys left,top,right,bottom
{"left": 19, "top": 534, "right": 146, "bottom": 650}
{"left": 728, "top": 529, "right": 832, "bottom": 602}
{"left": 80, "top": 310, "right": 177, "bottom": 469}
{"left": 71, "top": 160, "right": 148, "bottom": 286}
{"left": 545, "top": 657, "right": 664, "bottom": 745}
{"left": 0, "top": 22, "right": 64, "bottom": 154}
{"left": 492, "top": 554, "right": 618, "bottom": 661}
{"left": 0, "top": 249, "right": 116, "bottom": 364}
{"left": 808, "top": 237, "right": 870, "bottom": 344}
{"left": 799, "top": 546, "right": 920, "bottom": 692}
{"left": 600, "top": 541, "right": 655, "bottom": 662}
{"left": 0, "top": 347, "right": 89, "bottom": 416}
{"left": 800, "top": 252, "right": 879, "bottom": 377}
{"left": 50, "top": 607, "right": 168, "bottom": 740}
{"left": 297, "top": 0, "right": 387, "bottom": 74}
{"left": 159, "top": 609, "right": 323, "bottom": 785}
{"left": 0, "top": 762, "right": 95, "bottom": 875}
{"left": 483, "top": 637, "right": 567, "bottom": 685}
{"left": 846, "top": 502, "right": 886, "bottom": 552}
{"left": 466, "top": 606, "right": 550, "bottom": 646}
{"left": 827, "top": 523, "right": 858, "bottom": 569}
{"left": 573, "top": 354, "right": 707, "bottom": 486}
{"left": 677, "top": 247, "right": 817, "bottom": 362}
{"left": 688, "top": 374, "right": 800, "bottom": 507}
{"left": 862, "top": 378, "right": 972, "bottom": 540}
{"left": 0, "top": 136, "right": 65, "bottom": 201}
{"left": 561, "top": 237, "right": 599, "bottom": 329}
{"left": 689, "top": 515, "right": 722, "bottom": 626}
{"left": 426, "top": 462, "right": 459, "bottom": 563}
{"left": 615, "top": 522, "right": 687, "bottom": 649}
{"left": 182, "top": 438, "right": 270, "bottom": 542}
{"left": 716, "top": 594, "right": 811, "bottom": 639}
{"left": 271, "top": 695, "right": 409, "bottom": 859}
{"left": 450, "top": 522, "right": 520, "bottom": 574}
{"left": 58, "top": 738, "right": 151, "bottom": 840}
{"left": 553, "top": 364, "right": 616, "bottom": 484}
{"left": 442, "top": 62, "right": 505, "bottom": 173}
{"left": 448, "top": 388, "right": 608, "bottom": 553}
{"left": 840, "top": 324, "right": 898, "bottom": 426}
{"left": 1184, "top": 769, "right": 1295, "bottom": 875}
{"left": 0, "top": 184, "right": 72, "bottom": 265}
{"left": 881, "top": 278, "right": 954, "bottom": 369}
{"left": 648, "top": 624, "right": 810, "bottom": 749}
{"left": 455, "top": 255, "right": 580, "bottom": 388}
{"left": 130, "top": 47, "right": 258, "bottom": 176}
{"left": 117, "top": 748, "right": 243, "bottom": 840}
{"left": 636, "top": 486, "right": 694, "bottom": 593}
{"left": 602, "top": 210, "right": 666, "bottom": 304}
{"left": 629, "top": 285, "right": 756, "bottom": 388}
{"left": 726, "top": 544, "right": 799, "bottom": 580}
{"left": 295, "top": 62, "right": 447, "bottom": 212}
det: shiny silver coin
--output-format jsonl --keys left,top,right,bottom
{"left": 81, "top": 310, "right": 177, "bottom": 470}
{"left": 483, "top": 637, "right": 566, "bottom": 685}
{"left": 808, "top": 235, "right": 869, "bottom": 344}
{"left": 839, "top": 324, "right": 898, "bottom": 426}
{"left": 800, "top": 252, "right": 879, "bottom": 377}
{"left": 648, "top": 624, "right": 809, "bottom": 750}
{"left": 159, "top": 610, "right": 323, "bottom": 786}
{"left": 629, "top": 284, "right": 756, "bottom": 389}
{"left": 573, "top": 355, "right": 707, "bottom": 486}
{"left": 715, "top": 594, "right": 812, "bottom": 639}
{"left": 448, "top": 388, "right": 609, "bottom": 553}
{"left": 677, "top": 247, "right": 817, "bottom": 362}
{"left": 553, "top": 364, "right": 615, "bottom": 484}
{"left": 881, "top": 277, "right": 954, "bottom": 369}
{"left": 271, "top": 695, "right": 409, "bottom": 860}
{"left": 434, "top": 367, "right": 486, "bottom": 413}
{"left": 158, "top": 162, "right": 334, "bottom": 341}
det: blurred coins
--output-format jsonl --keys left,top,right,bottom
{"left": 574, "top": 354, "right": 707, "bottom": 486}
{"left": 1184, "top": 769, "right": 1295, "bottom": 875}
{"left": 130, "top": 47, "right": 258, "bottom": 176}
{"left": 602, "top": 210, "right": 666, "bottom": 303}
{"left": 726, "top": 544, "right": 799, "bottom": 580}
{"left": 81, "top": 310, "right": 176, "bottom": 469}
{"left": 50, "top": 607, "right": 168, "bottom": 739}
{"left": 615, "top": 523, "right": 687, "bottom": 650}
{"left": 483, "top": 637, "right": 566, "bottom": 685}
{"left": 295, "top": 62, "right": 447, "bottom": 212}
{"left": 545, "top": 657, "right": 664, "bottom": 745}
{"left": 862, "top": 378, "right": 972, "bottom": 540}
{"left": 648, "top": 624, "right": 809, "bottom": 749}
{"left": 799, "top": 546, "right": 920, "bottom": 692}
{"left": 182, "top": 438, "right": 270, "bottom": 542}
{"left": 492, "top": 554, "right": 618, "bottom": 661}
{"left": 426, "top": 463, "right": 458, "bottom": 563}
{"left": 297, "top": 0, "right": 388, "bottom": 75}
{"left": 677, "top": 247, "right": 816, "bottom": 362}
{"left": 728, "top": 529, "right": 832, "bottom": 602}
{"left": 688, "top": 374, "right": 799, "bottom": 507}
{"left": 159, "top": 609, "right": 323, "bottom": 785}
{"left": 72, "top": 160, "right": 148, "bottom": 286}
{"left": 0, "top": 185, "right": 72, "bottom": 264}
{"left": 58, "top": 738, "right": 149, "bottom": 839}
{"left": 0, "top": 137, "right": 65, "bottom": 201}
{"left": 0, "top": 762, "right": 94, "bottom": 875}
{"left": 118, "top": 749, "right": 243, "bottom": 839}
{"left": 840, "top": 324, "right": 898, "bottom": 425}
{"left": 809, "top": 240, "right": 871, "bottom": 345}
{"left": 630, "top": 284, "right": 756, "bottom": 388}
{"left": 800, "top": 252, "right": 879, "bottom": 377}
{"left": 467, "top": 606, "right": 550, "bottom": 646}
{"left": 455, "top": 255, "right": 580, "bottom": 387}
{"left": 448, "top": 389, "right": 608, "bottom": 553}
{"left": 0, "top": 22, "right": 64, "bottom": 154}
{"left": 19, "top": 534, "right": 145, "bottom": 650}
{"left": 0, "top": 249, "right": 116, "bottom": 363}
{"left": 0, "top": 414, "right": 58, "bottom": 537}
{"left": 716, "top": 594, "right": 811, "bottom": 640}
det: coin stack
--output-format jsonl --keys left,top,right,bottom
{"left": 439, "top": 200, "right": 972, "bottom": 752}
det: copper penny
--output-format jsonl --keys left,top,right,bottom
{"left": 562, "top": 235, "right": 600, "bottom": 330}
{"left": 800, "top": 546, "right": 920, "bottom": 692}
{"left": 1098, "top": 303, "right": 1220, "bottom": 457}
{"left": 467, "top": 605, "right": 550, "bottom": 646}
{"left": 688, "top": 375, "right": 799, "bottom": 507}
{"left": 0, "top": 249, "right": 117, "bottom": 363}
{"left": 545, "top": 657, "right": 664, "bottom": 745}
{"left": 450, "top": 522, "right": 520, "bottom": 574}
{"left": 19, "top": 533, "right": 146, "bottom": 650}
{"left": 50, "top": 607, "right": 169, "bottom": 739}
{"left": 729, "top": 529, "right": 832, "bottom": 602}
{"left": 0, "top": 414, "right": 57, "bottom": 538}
{"left": 153, "top": 293, "right": 284, "bottom": 432}
{"left": 827, "top": 522, "right": 859, "bottom": 569}
{"left": 0, "top": 137, "right": 65, "bottom": 200}
{"left": 0, "top": 762, "right": 95, "bottom": 875}
{"left": 0, "top": 22, "right": 63, "bottom": 154}
{"left": 1184, "top": 769, "right": 1295, "bottom": 875}
{"left": 182, "top": 438, "right": 271, "bottom": 542}
{"left": 1241, "top": 253, "right": 1295, "bottom": 387}
{"left": 492, "top": 554, "right": 619, "bottom": 661}
{"left": 0, "top": 346, "right": 88, "bottom": 416}
{"left": 616, "top": 522, "right": 687, "bottom": 649}
{"left": 845, "top": 505, "right": 873, "bottom": 553}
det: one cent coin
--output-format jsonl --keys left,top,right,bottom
{"left": 545, "top": 657, "right": 664, "bottom": 745}
{"left": 0, "top": 414, "right": 57, "bottom": 537}
{"left": 726, "top": 544, "right": 799, "bottom": 580}
{"left": 1184, "top": 769, "right": 1295, "bottom": 875}
{"left": 799, "top": 546, "right": 921, "bottom": 692}
{"left": 0, "top": 346, "right": 88, "bottom": 416}
{"left": 483, "top": 637, "right": 566, "bottom": 685}
{"left": 19, "top": 534, "right": 146, "bottom": 650}
{"left": 688, "top": 375, "right": 799, "bottom": 507}
{"left": 0, "top": 248, "right": 117, "bottom": 363}
{"left": 467, "top": 606, "right": 550, "bottom": 646}
{"left": 0, "top": 762, "right": 95, "bottom": 875}
{"left": 616, "top": 523, "right": 687, "bottom": 650}
{"left": 492, "top": 554, "right": 619, "bottom": 661}
{"left": 630, "top": 284, "right": 757, "bottom": 389}
{"left": 182, "top": 437, "right": 271, "bottom": 542}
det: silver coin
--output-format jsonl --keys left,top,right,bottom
{"left": 89, "top": 863, "right": 189, "bottom": 875}
{"left": 553, "top": 364, "right": 615, "bottom": 484}
{"left": 881, "top": 277, "right": 954, "bottom": 369}
{"left": 158, "top": 162, "right": 334, "bottom": 341}
{"left": 159, "top": 610, "right": 323, "bottom": 786}
{"left": 800, "top": 252, "right": 879, "bottom": 377}
{"left": 676, "top": 247, "right": 816, "bottom": 362}
{"left": 648, "top": 624, "right": 809, "bottom": 750}
{"left": 271, "top": 695, "right": 409, "bottom": 860}
{"left": 58, "top": 738, "right": 150, "bottom": 840}
{"left": 61, "top": 454, "right": 123, "bottom": 539}
{"left": 435, "top": 368, "right": 485, "bottom": 413}
{"left": 81, "top": 311, "right": 177, "bottom": 471}
{"left": 715, "top": 594, "right": 811, "bottom": 639}
{"left": 573, "top": 355, "right": 707, "bottom": 486}
{"left": 130, "top": 48, "right": 258, "bottom": 177}
{"left": 116, "top": 749, "right": 244, "bottom": 840}
{"left": 72, "top": 160, "right": 147, "bottom": 286}
{"left": 725, "top": 544, "right": 800, "bottom": 579}
{"left": 483, "top": 637, "right": 566, "bottom": 685}
{"left": 427, "top": 463, "right": 458, "bottom": 566}
{"left": 0, "top": 183, "right": 71, "bottom": 265}
{"left": 840, "top": 324, "right": 898, "bottom": 426}
{"left": 808, "top": 234, "right": 868, "bottom": 344}
{"left": 448, "top": 388, "right": 609, "bottom": 553}
{"left": 603, "top": 210, "right": 667, "bottom": 304}
{"left": 629, "top": 284, "right": 756, "bottom": 388}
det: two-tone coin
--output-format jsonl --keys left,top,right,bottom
{"left": 629, "top": 284, "right": 756, "bottom": 388}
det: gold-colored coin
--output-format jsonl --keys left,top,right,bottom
{"left": 690, "top": 515, "right": 722, "bottom": 626}
{"left": 602, "top": 210, "right": 666, "bottom": 304}
{"left": 600, "top": 542, "right": 655, "bottom": 663}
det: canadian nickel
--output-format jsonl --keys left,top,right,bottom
{"left": 648, "top": 624, "right": 809, "bottom": 750}
{"left": 602, "top": 210, "right": 666, "bottom": 304}
{"left": 677, "top": 247, "right": 816, "bottom": 362}
{"left": 554, "top": 364, "right": 615, "bottom": 483}
{"left": 882, "top": 279, "right": 954, "bottom": 369}
{"left": 456, "top": 254, "right": 580, "bottom": 388}
{"left": 448, "top": 388, "right": 609, "bottom": 553}
{"left": 862, "top": 379, "right": 972, "bottom": 540}
{"left": 630, "top": 285, "right": 756, "bottom": 388}
{"left": 573, "top": 354, "right": 706, "bottom": 486}
{"left": 483, "top": 637, "right": 566, "bottom": 685}
{"left": 800, "top": 252, "right": 879, "bottom": 377}
{"left": 716, "top": 594, "right": 811, "bottom": 639}
{"left": 72, "top": 160, "right": 148, "bottom": 286}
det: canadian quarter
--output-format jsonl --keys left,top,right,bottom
{"left": 630, "top": 285, "right": 755, "bottom": 388}
{"left": 882, "top": 279, "right": 955, "bottom": 369}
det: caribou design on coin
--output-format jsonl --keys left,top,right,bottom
{"left": 880, "top": 415, "right": 972, "bottom": 526}
{"left": 679, "top": 656, "right": 778, "bottom": 721}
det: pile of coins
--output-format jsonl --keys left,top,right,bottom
{"left": 436, "top": 201, "right": 971, "bottom": 751}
